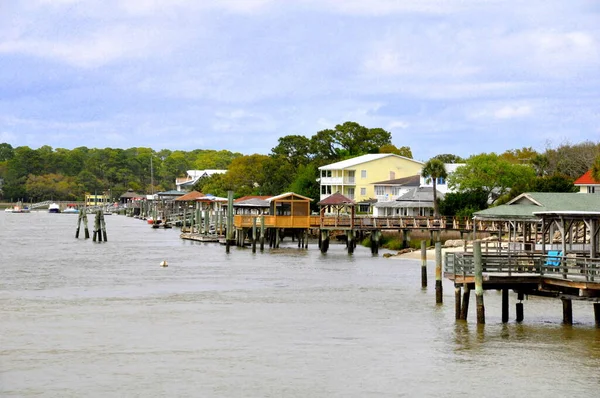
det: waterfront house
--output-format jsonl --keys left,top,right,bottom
{"left": 371, "top": 174, "right": 420, "bottom": 202}
{"left": 176, "top": 169, "right": 227, "bottom": 192}
{"left": 318, "top": 154, "right": 424, "bottom": 203}
{"left": 574, "top": 169, "right": 600, "bottom": 194}
{"left": 373, "top": 186, "right": 443, "bottom": 217}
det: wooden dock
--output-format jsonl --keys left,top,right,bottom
{"left": 444, "top": 245, "right": 600, "bottom": 327}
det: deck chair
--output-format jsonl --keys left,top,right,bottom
{"left": 545, "top": 251, "right": 563, "bottom": 267}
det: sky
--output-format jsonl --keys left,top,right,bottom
{"left": 1, "top": 0, "right": 599, "bottom": 162}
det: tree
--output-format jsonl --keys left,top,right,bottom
{"left": 543, "top": 140, "right": 600, "bottom": 178}
{"left": 379, "top": 144, "right": 413, "bottom": 158}
{"left": 421, "top": 159, "right": 447, "bottom": 217}
{"left": 271, "top": 135, "right": 312, "bottom": 168}
{"left": 288, "top": 163, "right": 320, "bottom": 207}
{"left": 432, "top": 154, "right": 463, "bottom": 163}
{"left": 592, "top": 155, "right": 600, "bottom": 182}
{"left": 310, "top": 121, "right": 393, "bottom": 162}
{"left": 221, "top": 154, "right": 270, "bottom": 196}
{"left": 448, "top": 153, "right": 537, "bottom": 204}
{"left": 438, "top": 189, "right": 489, "bottom": 217}
{"left": 0, "top": 143, "right": 15, "bottom": 162}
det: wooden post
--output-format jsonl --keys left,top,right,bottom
{"left": 320, "top": 230, "right": 329, "bottom": 253}
{"left": 502, "top": 288, "right": 509, "bottom": 323}
{"left": 226, "top": 191, "right": 233, "bottom": 253}
{"left": 594, "top": 303, "right": 600, "bottom": 328}
{"left": 421, "top": 240, "right": 427, "bottom": 288}
{"left": 460, "top": 284, "right": 470, "bottom": 320}
{"left": 474, "top": 241, "right": 485, "bottom": 324}
{"left": 516, "top": 291, "right": 524, "bottom": 322}
{"left": 93, "top": 211, "right": 100, "bottom": 242}
{"left": 101, "top": 211, "right": 107, "bottom": 241}
{"left": 562, "top": 298, "right": 573, "bottom": 325}
{"left": 435, "top": 240, "right": 443, "bottom": 304}
{"left": 260, "top": 216, "right": 265, "bottom": 251}
{"left": 252, "top": 217, "right": 257, "bottom": 253}
{"left": 275, "top": 228, "right": 280, "bottom": 248}
{"left": 455, "top": 285, "right": 462, "bottom": 320}
{"left": 347, "top": 230, "right": 354, "bottom": 254}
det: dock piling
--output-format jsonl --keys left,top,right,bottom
{"left": 421, "top": 240, "right": 427, "bottom": 288}
{"left": 435, "top": 241, "right": 443, "bottom": 304}
{"left": 474, "top": 241, "right": 485, "bottom": 324}
{"left": 562, "top": 298, "right": 573, "bottom": 325}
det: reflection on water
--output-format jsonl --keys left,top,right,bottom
{"left": 1, "top": 212, "right": 599, "bottom": 397}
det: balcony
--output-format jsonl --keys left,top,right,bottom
{"left": 320, "top": 176, "right": 343, "bottom": 185}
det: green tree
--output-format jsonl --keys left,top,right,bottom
{"left": 288, "top": 163, "right": 320, "bottom": 207}
{"left": 379, "top": 144, "right": 413, "bottom": 158}
{"left": 271, "top": 135, "right": 312, "bottom": 168}
{"left": 221, "top": 154, "right": 270, "bottom": 196}
{"left": 421, "top": 158, "right": 447, "bottom": 217}
{"left": 592, "top": 155, "right": 600, "bottom": 182}
{"left": 448, "top": 153, "right": 536, "bottom": 204}
{"left": 432, "top": 153, "right": 463, "bottom": 163}
{"left": 0, "top": 143, "right": 15, "bottom": 161}
{"left": 438, "top": 188, "right": 489, "bottom": 217}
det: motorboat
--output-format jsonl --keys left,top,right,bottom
{"left": 48, "top": 203, "right": 61, "bottom": 213}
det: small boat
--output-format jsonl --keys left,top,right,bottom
{"left": 48, "top": 203, "right": 61, "bottom": 213}
{"left": 63, "top": 204, "right": 79, "bottom": 214}
{"left": 11, "top": 206, "right": 31, "bottom": 213}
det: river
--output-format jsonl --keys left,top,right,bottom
{"left": 1, "top": 211, "right": 599, "bottom": 397}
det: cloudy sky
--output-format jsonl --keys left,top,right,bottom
{"left": 1, "top": 0, "right": 599, "bottom": 161}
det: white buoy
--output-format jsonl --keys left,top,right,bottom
{"left": 160, "top": 260, "right": 168, "bottom": 267}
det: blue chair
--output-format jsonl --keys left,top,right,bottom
{"left": 545, "top": 251, "right": 563, "bottom": 266}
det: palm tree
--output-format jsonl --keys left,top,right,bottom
{"left": 421, "top": 159, "right": 447, "bottom": 217}
{"left": 591, "top": 155, "right": 600, "bottom": 183}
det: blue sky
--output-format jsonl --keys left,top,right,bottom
{"left": 1, "top": 0, "right": 599, "bottom": 161}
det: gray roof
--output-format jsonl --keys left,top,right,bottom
{"left": 233, "top": 198, "right": 270, "bottom": 208}
{"left": 474, "top": 192, "right": 600, "bottom": 220}
{"left": 374, "top": 187, "right": 443, "bottom": 208}
{"left": 372, "top": 174, "right": 420, "bottom": 186}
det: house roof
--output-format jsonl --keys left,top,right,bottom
{"left": 374, "top": 187, "right": 442, "bottom": 208}
{"left": 234, "top": 195, "right": 272, "bottom": 203}
{"left": 174, "top": 191, "right": 205, "bottom": 201}
{"left": 474, "top": 192, "right": 600, "bottom": 220}
{"left": 574, "top": 170, "right": 600, "bottom": 186}
{"left": 157, "top": 190, "right": 184, "bottom": 197}
{"left": 233, "top": 198, "right": 271, "bottom": 208}
{"left": 372, "top": 174, "right": 421, "bottom": 186}
{"left": 317, "top": 192, "right": 355, "bottom": 206}
{"left": 119, "top": 189, "right": 143, "bottom": 198}
{"left": 318, "top": 153, "right": 424, "bottom": 170}
{"left": 267, "top": 192, "right": 313, "bottom": 202}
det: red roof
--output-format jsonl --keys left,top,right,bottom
{"left": 574, "top": 170, "right": 600, "bottom": 185}
{"left": 174, "top": 191, "right": 205, "bottom": 201}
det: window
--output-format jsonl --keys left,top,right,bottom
{"left": 436, "top": 177, "right": 446, "bottom": 185}
{"left": 361, "top": 188, "right": 366, "bottom": 196}
{"left": 361, "top": 170, "right": 367, "bottom": 178}
{"left": 322, "top": 170, "right": 332, "bottom": 178}
{"left": 347, "top": 188, "right": 355, "bottom": 199}
{"left": 321, "top": 185, "right": 332, "bottom": 194}
{"left": 588, "top": 186, "right": 596, "bottom": 194}
{"left": 375, "top": 186, "right": 385, "bottom": 196}
{"left": 391, "top": 187, "right": 400, "bottom": 196}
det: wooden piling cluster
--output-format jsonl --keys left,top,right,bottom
{"left": 75, "top": 208, "right": 107, "bottom": 242}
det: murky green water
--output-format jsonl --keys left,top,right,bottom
{"left": 1, "top": 211, "right": 599, "bottom": 397}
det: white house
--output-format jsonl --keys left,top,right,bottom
{"left": 176, "top": 169, "right": 227, "bottom": 192}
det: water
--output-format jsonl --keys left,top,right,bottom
{"left": 1, "top": 212, "right": 599, "bottom": 397}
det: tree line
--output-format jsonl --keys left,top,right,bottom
{"left": 0, "top": 122, "right": 598, "bottom": 217}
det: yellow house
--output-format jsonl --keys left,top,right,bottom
{"left": 318, "top": 154, "right": 424, "bottom": 202}
{"left": 85, "top": 193, "right": 111, "bottom": 206}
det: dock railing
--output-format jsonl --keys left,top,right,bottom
{"left": 445, "top": 252, "right": 599, "bottom": 282}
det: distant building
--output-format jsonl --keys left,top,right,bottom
{"left": 419, "top": 163, "right": 464, "bottom": 194}
{"left": 318, "top": 154, "right": 424, "bottom": 203}
{"left": 176, "top": 169, "right": 227, "bottom": 192}
{"left": 574, "top": 170, "right": 600, "bottom": 194}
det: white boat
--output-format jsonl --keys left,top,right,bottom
{"left": 63, "top": 205, "right": 79, "bottom": 214}
{"left": 48, "top": 203, "right": 61, "bottom": 213}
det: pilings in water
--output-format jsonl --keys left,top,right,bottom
{"left": 562, "top": 298, "right": 573, "bottom": 325}
{"left": 93, "top": 210, "right": 108, "bottom": 242}
{"left": 75, "top": 210, "right": 90, "bottom": 239}
{"left": 516, "top": 292, "right": 524, "bottom": 322}
{"left": 474, "top": 241, "right": 485, "bottom": 324}
{"left": 421, "top": 240, "right": 427, "bottom": 288}
{"left": 435, "top": 240, "right": 443, "bottom": 304}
